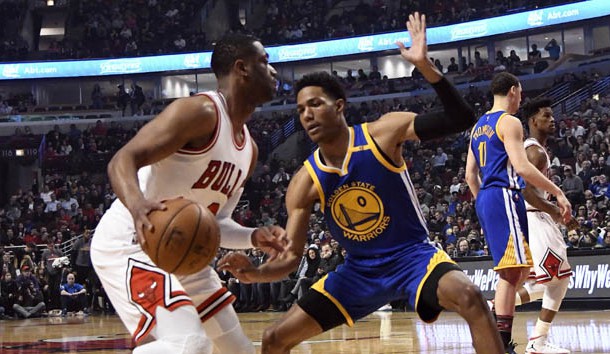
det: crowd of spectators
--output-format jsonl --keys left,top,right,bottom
{"left": 248, "top": 0, "right": 579, "bottom": 46}
{"left": 44, "top": 0, "right": 207, "bottom": 60}
{"left": 0, "top": 0, "right": 28, "bottom": 62}
{"left": 1, "top": 71, "right": 610, "bottom": 317}
{"left": 0, "top": 0, "right": 581, "bottom": 62}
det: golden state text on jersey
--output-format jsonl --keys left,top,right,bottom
{"left": 304, "top": 124, "right": 429, "bottom": 257}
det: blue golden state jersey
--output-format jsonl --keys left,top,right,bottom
{"left": 470, "top": 111, "right": 524, "bottom": 190}
{"left": 303, "top": 124, "right": 429, "bottom": 257}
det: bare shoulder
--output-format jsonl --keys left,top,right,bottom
{"left": 497, "top": 114, "right": 523, "bottom": 139}
{"left": 286, "top": 166, "right": 318, "bottom": 207}
{"left": 525, "top": 143, "right": 547, "bottom": 170}
{"left": 368, "top": 111, "right": 417, "bottom": 142}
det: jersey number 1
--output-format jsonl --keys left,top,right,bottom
{"left": 478, "top": 141, "right": 487, "bottom": 167}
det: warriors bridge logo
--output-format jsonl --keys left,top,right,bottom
{"left": 329, "top": 182, "right": 390, "bottom": 242}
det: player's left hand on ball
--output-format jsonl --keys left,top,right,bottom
{"left": 217, "top": 252, "right": 258, "bottom": 283}
{"left": 252, "top": 225, "right": 287, "bottom": 261}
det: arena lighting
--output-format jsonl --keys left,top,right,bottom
{"left": 1, "top": 0, "right": 610, "bottom": 80}
{"left": 47, "top": 0, "right": 54, "bottom": 6}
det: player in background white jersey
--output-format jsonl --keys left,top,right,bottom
{"left": 518, "top": 97, "right": 576, "bottom": 354}
{"left": 90, "top": 33, "right": 285, "bottom": 354}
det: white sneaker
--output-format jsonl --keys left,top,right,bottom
{"left": 524, "top": 336, "right": 570, "bottom": 354}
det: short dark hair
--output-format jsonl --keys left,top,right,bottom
{"left": 295, "top": 71, "right": 346, "bottom": 101}
{"left": 522, "top": 97, "right": 553, "bottom": 120}
{"left": 490, "top": 72, "right": 520, "bottom": 96}
{"left": 211, "top": 33, "right": 261, "bottom": 78}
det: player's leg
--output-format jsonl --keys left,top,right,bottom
{"left": 91, "top": 219, "right": 209, "bottom": 354}
{"left": 516, "top": 279, "right": 545, "bottom": 305}
{"left": 479, "top": 188, "right": 533, "bottom": 352}
{"left": 262, "top": 289, "right": 341, "bottom": 354}
{"left": 202, "top": 303, "right": 254, "bottom": 354}
{"left": 525, "top": 277, "right": 570, "bottom": 354}
{"left": 435, "top": 269, "right": 504, "bottom": 353}
{"left": 135, "top": 306, "right": 212, "bottom": 354}
{"left": 495, "top": 267, "right": 530, "bottom": 350}
{"left": 263, "top": 264, "right": 366, "bottom": 354}
{"left": 180, "top": 268, "right": 254, "bottom": 354}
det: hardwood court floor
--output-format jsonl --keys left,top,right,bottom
{"left": 1, "top": 310, "right": 609, "bottom": 353}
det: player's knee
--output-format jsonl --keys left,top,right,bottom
{"left": 542, "top": 277, "right": 569, "bottom": 312}
{"left": 455, "top": 283, "right": 485, "bottom": 314}
{"left": 262, "top": 325, "right": 289, "bottom": 351}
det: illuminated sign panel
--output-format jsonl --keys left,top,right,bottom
{"left": 0, "top": 0, "right": 608, "bottom": 80}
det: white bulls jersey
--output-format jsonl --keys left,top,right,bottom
{"left": 524, "top": 137, "right": 550, "bottom": 211}
{"left": 108, "top": 90, "right": 253, "bottom": 226}
{"left": 523, "top": 137, "right": 572, "bottom": 283}
{"left": 91, "top": 90, "right": 251, "bottom": 345}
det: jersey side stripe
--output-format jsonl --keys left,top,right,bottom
{"left": 400, "top": 170, "right": 429, "bottom": 234}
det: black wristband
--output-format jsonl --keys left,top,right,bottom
{"left": 413, "top": 77, "right": 476, "bottom": 141}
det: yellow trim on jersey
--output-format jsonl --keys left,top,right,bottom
{"left": 361, "top": 123, "right": 406, "bottom": 173}
{"left": 495, "top": 112, "right": 509, "bottom": 143}
{"left": 312, "top": 127, "right": 354, "bottom": 176}
{"left": 311, "top": 275, "right": 354, "bottom": 327}
{"left": 304, "top": 159, "right": 326, "bottom": 212}
{"left": 494, "top": 232, "right": 533, "bottom": 270}
{"left": 414, "top": 250, "right": 456, "bottom": 323}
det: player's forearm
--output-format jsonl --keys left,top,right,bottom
{"left": 465, "top": 169, "right": 481, "bottom": 198}
{"left": 413, "top": 77, "right": 476, "bottom": 140}
{"left": 107, "top": 152, "right": 144, "bottom": 210}
{"left": 518, "top": 164, "right": 563, "bottom": 198}
{"left": 413, "top": 58, "right": 442, "bottom": 84}
{"left": 253, "top": 253, "right": 301, "bottom": 282}
{"left": 522, "top": 186, "right": 560, "bottom": 219}
{"left": 217, "top": 217, "right": 256, "bottom": 249}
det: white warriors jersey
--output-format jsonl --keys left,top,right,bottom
{"left": 524, "top": 137, "right": 550, "bottom": 211}
{"left": 108, "top": 90, "right": 253, "bottom": 229}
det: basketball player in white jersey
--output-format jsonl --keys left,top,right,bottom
{"left": 518, "top": 97, "right": 575, "bottom": 354}
{"left": 90, "top": 33, "right": 285, "bottom": 354}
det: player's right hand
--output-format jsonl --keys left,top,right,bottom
{"left": 129, "top": 197, "right": 167, "bottom": 247}
{"left": 217, "top": 252, "right": 259, "bottom": 284}
{"left": 396, "top": 12, "right": 428, "bottom": 66}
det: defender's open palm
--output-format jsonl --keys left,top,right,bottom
{"left": 396, "top": 12, "right": 428, "bottom": 66}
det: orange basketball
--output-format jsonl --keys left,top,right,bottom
{"left": 142, "top": 197, "right": 220, "bottom": 275}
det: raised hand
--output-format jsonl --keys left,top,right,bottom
{"left": 396, "top": 12, "right": 429, "bottom": 66}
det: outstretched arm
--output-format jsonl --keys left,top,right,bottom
{"left": 218, "top": 167, "right": 317, "bottom": 283}
{"left": 392, "top": 12, "right": 475, "bottom": 142}
{"left": 369, "top": 12, "right": 476, "bottom": 161}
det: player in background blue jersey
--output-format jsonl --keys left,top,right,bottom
{"left": 219, "top": 13, "right": 504, "bottom": 354}
{"left": 465, "top": 73, "right": 572, "bottom": 353}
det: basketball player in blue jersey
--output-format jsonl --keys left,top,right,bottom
{"left": 465, "top": 73, "right": 572, "bottom": 354}
{"left": 219, "top": 13, "right": 504, "bottom": 354}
